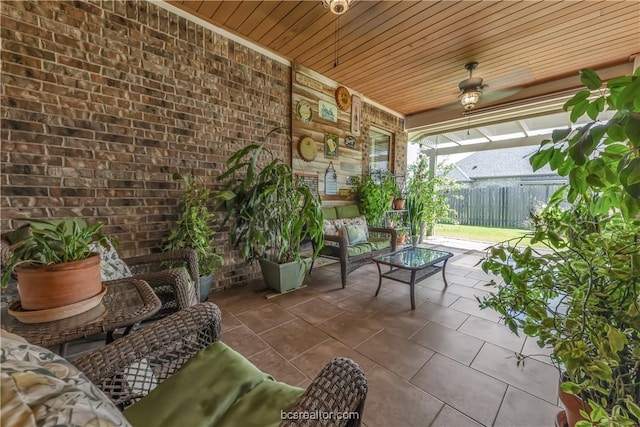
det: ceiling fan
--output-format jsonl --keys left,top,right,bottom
{"left": 457, "top": 62, "right": 487, "bottom": 110}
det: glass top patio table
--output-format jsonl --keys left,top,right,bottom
{"left": 373, "top": 247, "right": 453, "bottom": 269}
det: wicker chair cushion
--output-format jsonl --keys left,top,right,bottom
{"left": 123, "top": 341, "right": 303, "bottom": 427}
{"left": 0, "top": 330, "right": 131, "bottom": 427}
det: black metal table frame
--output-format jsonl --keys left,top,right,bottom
{"left": 373, "top": 248, "right": 454, "bottom": 309}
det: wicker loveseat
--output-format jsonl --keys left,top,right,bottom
{"left": 314, "top": 204, "right": 396, "bottom": 287}
{"left": 0, "top": 224, "right": 199, "bottom": 320}
{"left": 77, "top": 303, "right": 366, "bottom": 426}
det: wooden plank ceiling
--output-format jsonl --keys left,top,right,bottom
{"left": 169, "top": 1, "right": 640, "bottom": 125}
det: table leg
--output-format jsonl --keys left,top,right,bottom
{"left": 375, "top": 263, "right": 383, "bottom": 296}
{"left": 442, "top": 259, "right": 449, "bottom": 287}
{"left": 410, "top": 270, "right": 417, "bottom": 310}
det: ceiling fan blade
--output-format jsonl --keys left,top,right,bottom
{"left": 481, "top": 87, "right": 523, "bottom": 104}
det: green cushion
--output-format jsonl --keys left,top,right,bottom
{"left": 368, "top": 237, "right": 391, "bottom": 251}
{"left": 347, "top": 242, "right": 373, "bottom": 257}
{"left": 335, "top": 204, "right": 360, "bottom": 219}
{"left": 124, "top": 342, "right": 303, "bottom": 427}
{"left": 322, "top": 207, "right": 338, "bottom": 220}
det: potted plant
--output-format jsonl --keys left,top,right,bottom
{"left": 406, "top": 193, "right": 425, "bottom": 246}
{"left": 1, "top": 218, "right": 109, "bottom": 311}
{"left": 393, "top": 183, "right": 407, "bottom": 210}
{"left": 406, "top": 156, "right": 459, "bottom": 241}
{"left": 351, "top": 169, "right": 397, "bottom": 227}
{"left": 478, "top": 68, "right": 640, "bottom": 427}
{"left": 216, "top": 128, "right": 324, "bottom": 293}
{"left": 165, "top": 173, "right": 223, "bottom": 302}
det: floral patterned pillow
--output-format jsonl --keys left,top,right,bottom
{"left": 341, "top": 216, "right": 369, "bottom": 240}
{"left": 90, "top": 240, "right": 133, "bottom": 282}
{"left": 345, "top": 224, "right": 368, "bottom": 245}
{"left": 1, "top": 331, "right": 131, "bottom": 427}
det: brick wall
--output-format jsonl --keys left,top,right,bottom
{"left": 0, "top": 0, "right": 407, "bottom": 290}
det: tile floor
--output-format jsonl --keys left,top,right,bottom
{"left": 209, "top": 245, "right": 562, "bottom": 427}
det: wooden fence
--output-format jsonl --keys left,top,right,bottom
{"left": 447, "top": 184, "right": 565, "bottom": 229}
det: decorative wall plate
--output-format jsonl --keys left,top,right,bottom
{"left": 296, "top": 100, "right": 313, "bottom": 122}
{"left": 344, "top": 135, "right": 357, "bottom": 149}
{"left": 335, "top": 86, "right": 351, "bottom": 111}
{"left": 297, "top": 136, "right": 318, "bottom": 162}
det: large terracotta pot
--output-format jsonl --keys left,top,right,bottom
{"left": 16, "top": 253, "right": 102, "bottom": 310}
{"left": 558, "top": 378, "right": 588, "bottom": 427}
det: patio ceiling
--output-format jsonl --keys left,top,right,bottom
{"left": 168, "top": 1, "right": 639, "bottom": 130}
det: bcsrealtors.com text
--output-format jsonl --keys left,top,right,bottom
{"left": 281, "top": 410, "right": 360, "bottom": 421}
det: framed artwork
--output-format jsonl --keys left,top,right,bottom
{"left": 318, "top": 99, "right": 338, "bottom": 122}
{"left": 325, "top": 162, "right": 338, "bottom": 195}
{"left": 295, "top": 100, "right": 313, "bottom": 122}
{"left": 351, "top": 95, "right": 361, "bottom": 136}
{"left": 324, "top": 132, "right": 339, "bottom": 159}
{"left": 344, "top": 135, "right": 357, "bottom": 149}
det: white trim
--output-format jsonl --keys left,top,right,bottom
{"left": 152, "top": 0, "right": 290, "bottom": 66}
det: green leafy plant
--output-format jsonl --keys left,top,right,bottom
{"left": 351, "top": 169, "right": 397, "bottom": 226}
{"left": 406, "top": 194, "right": 425, "bottom": 237}
{"left": 216, "top": 128, "right": 324, "bottom": 264}
{"left": 2, "top": 218, "right": 109, "bottom": 286}
{"left": 164, "top": 173, "right": 223, "bottom": 277}
{"left": 479, "top": 68, "right": 640, "bottom": 427}
{"left": 406, "top": 155, "right": 460, "bottom": 233}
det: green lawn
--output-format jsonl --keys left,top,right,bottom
{"left": 434, "top": 224, "right": 542, "bottom": 247}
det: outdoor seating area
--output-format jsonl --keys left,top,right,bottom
{"left": 1, "top": 1, "right": 638, "bottom": 426}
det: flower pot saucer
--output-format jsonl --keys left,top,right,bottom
{"left": 8, "top": 285, "right": 107, "bottom": 323}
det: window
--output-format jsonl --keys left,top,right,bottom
{"left": 370, "top": 127, "right": 392, "bottom": 172}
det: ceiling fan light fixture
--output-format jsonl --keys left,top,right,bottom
{"left": 322, "top": 0, "right": 353, "bottom": 15}
{"left": 457, "top": 61, "right": 485, "bottom": 110}
{"left": 458, "top": 89, "right": 483, "bottom": 110}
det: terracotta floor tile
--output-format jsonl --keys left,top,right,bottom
{"left": 259, "top": 318, "right": 330, "bottom": 360}
{"left": 368, "top": 305, "right": 430, "bottom": 339}
{"left": 459, "top": 316, "right": 525, "bottom": 352}
{"left": 411, "top": 301, "right": 470, "bottom": 330}
{"left": 494, "top": 386, "right": 561, "bottom": 427}
{"left": 317, "top": 312, "right": 384, "bottom": 348}
{"left": 355, "top": 330, "right": 434, "bottom": 380}
{"left": 449, "top": 297, "right": 502, "bottom": 323}
{"left": 288, "top": 298, "right": 343, "bottom": 325}
{"left": 248, "top": 348, "right": 307, "bottom": 386}
{"left": 471, "top": 343, "right": 559, "bottom": 404}
{"left": 332, "top": 291, "right": 389, "bottom": 318}
{"left": 410, "top": 353, "right": 507, "bottom": 426}
{"left": 223, "top": 324, "right": 269, "bottom": 357}
{"left": 410, "top": 322, "right": 483, "bottom": 366}
{"left": 414, "top": 287, "right": 460, "bottom": 307}
{"left": 444, "top": 284, "right": 492, "bottom": 301}
{"left": 236, "top": 303, "right": 295, "bottom": 334}
{"left": 431, "top": 405, "right": 483, "bottom": 427}
{"left": 315, "top": 287, "right": 362, "bottom": 304}
{"left": 213, "top": 285, "right": 270, "bottom": 315}
{"left": 521, "top": 336, "right": 555, "bottom": 366}
{"left": 270, "top": 287, "right": 317, "bottom": 310}
{"left": 219, "top": 308, "right": 242, "bottom": 332}
{"left": 446, "top": 273, "right": 482, "bottom": 288}
{"left": 363, "top": 366, "right": 444, "bottom": 427}
{"left": 290, "top": 338, "right": 377, "bottom": 378}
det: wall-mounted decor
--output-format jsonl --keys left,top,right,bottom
{"left": 325, "top": 162, "right": 338, "bottom": 195}
{"left": 297, "top": 136, "right": 318, "bottom": 162}
{"left": 344, "top": 135, "right": 357, "bottom": 149}
{"left": 335, "top": 86, "right": 352, "bottom": 111}
{"left": 318, "top": 99, "right": 338, "bottom": 123}
{"left": 295, "top": 72, "right": 323, "bottom": 92}
{"left": 351, "top": 95, "right": 361, "bottom": 136}
{"left": 324, "top": 132, "right": 339, "bottom": 159}
{"left": 297, "top": 173, "right": 319, "bottom": 198}
{"left": 296, "top": 101, "right": 313, "bottom": 122}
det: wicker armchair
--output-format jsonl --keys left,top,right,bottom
{"left": 0, "top": 234, "right": 199, "bottom": 320}
{"left": 75, "top": 302, "right": 368, "bottom": 427}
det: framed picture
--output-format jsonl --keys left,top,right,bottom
{"left": 318, "top": 99, "right": 338, "bottom": 123}
{"left": 344, "top": 135, "right": 357, "bottom": 149}
{"left": 351, "top": 95, "right": 361, "bottom": 136}
{"left": 324, "top": 132, "right": 339, "bottom": 159}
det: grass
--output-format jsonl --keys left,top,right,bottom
{"left": 434, "top": 224, "right": 546, "bottom": 248}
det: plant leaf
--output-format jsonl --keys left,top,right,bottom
{"left": 580, "top": 68, "right": 602, "bottom": 90}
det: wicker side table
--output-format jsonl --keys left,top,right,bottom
{"left": 1, "top": 278, "right": 161, "bottom": 352}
